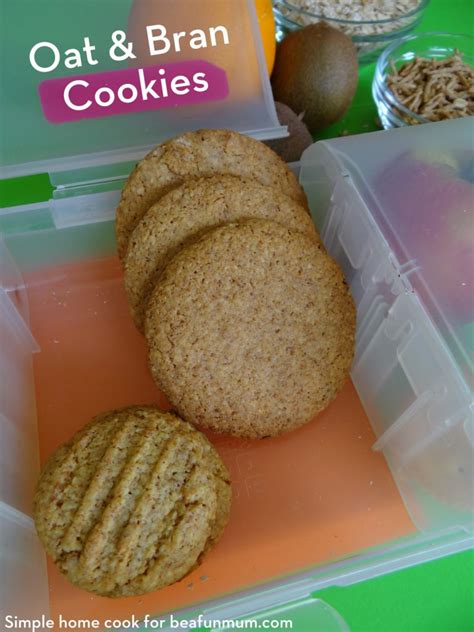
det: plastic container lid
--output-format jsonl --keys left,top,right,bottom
{"left": 0, "top": 0, "right": 284, "bottom": 179}
{"left": 302, "top": 117, "right": 474, "bottom": 387}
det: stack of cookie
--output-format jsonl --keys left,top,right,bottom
{"left": 33, "top": 130, "right": 356, "bottom": 600}
{"left": 117, "top": 129, "right": 356, "bottom": 439}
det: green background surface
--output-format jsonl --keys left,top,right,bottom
{"left": 0, "top": 1, "right": 473, "bottom": 631}
{"left": 318, "top": 550, "right": 474, "bottom": 632}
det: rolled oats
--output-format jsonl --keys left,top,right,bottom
{"left": 275, "top": 0, "right": 423, "bottom": 55}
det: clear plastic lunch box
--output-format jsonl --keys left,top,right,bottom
{"left": 1, "top": 1, "right": 473, "bottom": 630}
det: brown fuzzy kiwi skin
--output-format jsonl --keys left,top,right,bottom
{"left": 271, "top": 22, "right": 358, "bottom": 133}
{"left": 265, "top": 102, "right": 313, "bottom": 162}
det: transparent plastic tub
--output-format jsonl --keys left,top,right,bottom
{"left": 1, "top": 194, "right": 472, "bottom": 631}
{"left": 1, "top": 121, "right": 474, "bottom": 631}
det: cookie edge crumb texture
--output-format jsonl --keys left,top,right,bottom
{"left": 115, "top": 128, "right": 307, "bottom": 259}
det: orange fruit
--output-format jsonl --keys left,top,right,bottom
{"left": 255, "top": 0, "right": 277, "bottom": 74}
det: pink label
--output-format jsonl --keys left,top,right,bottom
{"left": 38, "top": 61, "right": 228, "bottom": 124}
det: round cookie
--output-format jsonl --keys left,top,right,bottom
{"left": 145, "top": 219, "right": 356, "bottom": 438}
{"left": 33, "top": 406, "right": 231, "bottom": 598}
{"left": 115, "top": 129, "right": 307, "bottom": 259}
{"left": 124, "top": 174, "right": 320, "bottom": 332}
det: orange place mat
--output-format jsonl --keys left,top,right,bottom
{"left": 24, "top": 255, "right": 415, "bottom": 624}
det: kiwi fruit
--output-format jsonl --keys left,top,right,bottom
{"left": 271, "top": 22, "right": 358, "bottom": 133}
{"left": 265, "top": 102, "right": 313, "bottom": 162}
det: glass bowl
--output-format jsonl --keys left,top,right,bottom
{"left": 272, "top": 0, "right": 430, "bottom": 63}
{"left": 372, "top": 32, "right": 474, "bottom": 129}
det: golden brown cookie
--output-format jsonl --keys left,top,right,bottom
{"left": 33, "top": 406, "right": 231, "bottom": 598}
{"left": 145, "top": 219, "right": 356, "bottom": 438}
{"left": 115, "top": 129, "right": 307, "bottom": 259}
{"left": 124, "top": 174, "right": 320, "bottom": 332}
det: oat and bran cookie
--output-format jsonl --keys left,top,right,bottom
{"left": 33, "top": 406, "right": 231, "bottom": 598}
{"left": 124, "top": 174, "right": 320, "bottom": 332}
{"left": 115, "top": 129, "right": 307, "bottom": 259}
{"left": 145, "top": 219, "right": 356, "bottom": 438}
